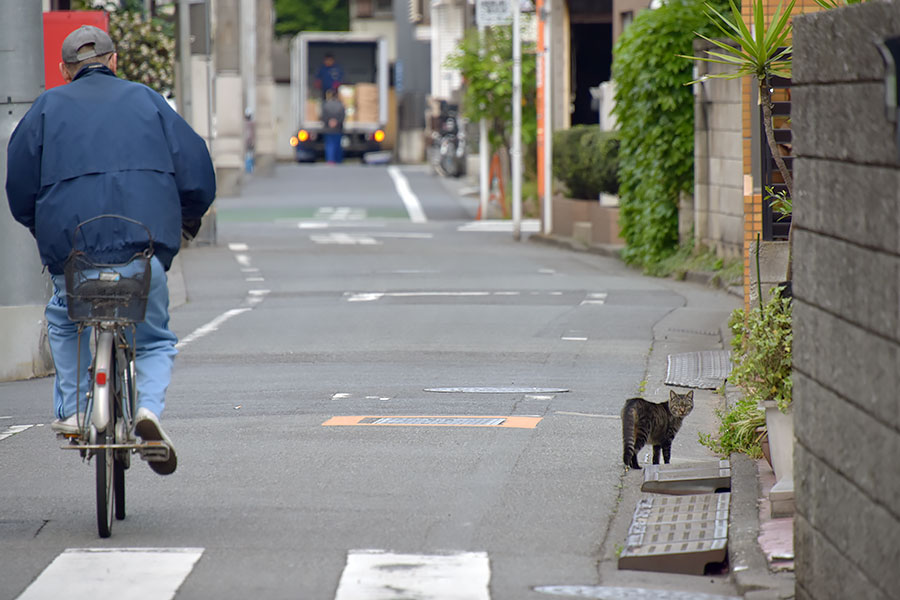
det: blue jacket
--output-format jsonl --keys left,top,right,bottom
{"left": 6, "top": 65, "right": 216, "bottom": 274}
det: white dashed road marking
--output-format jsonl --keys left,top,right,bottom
{"left": 17, "top": 548, "right": 204, "bottom": 600}
{"left": 0, "top": 424, "right": 35, "bottom": 441}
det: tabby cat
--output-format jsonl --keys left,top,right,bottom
{"left": 621, "top": 389, "right": 694, "bottom": 470}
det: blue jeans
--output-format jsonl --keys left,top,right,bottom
{"left": 324, "top": 133, "right": 343, "bottom": 163}
{"left": 46, "top": 256, "right": 177, "bottom": 420}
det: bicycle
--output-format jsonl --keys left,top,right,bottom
{"left": 57, "top": 215, "right": 171, "bottom": 538}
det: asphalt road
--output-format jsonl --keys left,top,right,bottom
{"left": 0, "top": 163, "right": 742, "bottom": 599}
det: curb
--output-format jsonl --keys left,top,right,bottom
{"left": 531, "top": 231, "right": 795, "bottom": 599}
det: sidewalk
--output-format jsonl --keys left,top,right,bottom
{"left": 530, "top": 231, "right": 796, "bottom": 600}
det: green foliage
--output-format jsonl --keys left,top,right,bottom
{"left": 552, "top": 126, "right": 619, "bottom": 199}
{"left": 445, "top": 26, "right": 537, "bottom": 153}
{"left": 108, "top": 10, "right": 175, "bottom": 97}
{"left": 766, "top": 186, "right": 792, "bottom": 220}
{"left": 699, "top": 397, "right": 765, "bottom": 458}
{"left": 728, "top": 290, "right": 793, "bottom": 412}
{"left": 612, "top": 0, "right": 726, "bottom": 269}
{"left": 274, "top": 0, "right": 349, "bottom": 38}
{"left": 685, "top": 0, "right": 794, "bottom": 83}
{"left": 646, "top": 241, "right": 743, "bottom": 287}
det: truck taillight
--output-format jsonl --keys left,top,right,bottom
{"left": 298, "top": 129, "right": 310, "bottom": 142}
{"left": 374, "top": 130, "right": 385, "bottom": 143}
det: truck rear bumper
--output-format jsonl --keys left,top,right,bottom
{"left": 295, "top": 131, "right": 382, "bottom": 162}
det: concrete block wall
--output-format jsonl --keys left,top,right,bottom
{"left": 692, "top": 39, "right": 744, "bottom": 259}
{"left": 793, "top": 4, "right": 900, "bottom": 599}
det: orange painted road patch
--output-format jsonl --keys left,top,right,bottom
{"left": 322, "top": 416, "right": 542, "bottom": 429}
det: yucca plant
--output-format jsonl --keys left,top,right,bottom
{"left": 682, "top": 0, "right": 795, "bottom": 278}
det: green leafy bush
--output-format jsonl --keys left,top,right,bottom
{"left": 108, "top": 11, "right": 175, "bottom": 97}
{"left": 699, "top": 397, "right": 766, "bottom": 458}
{"left": 552, "top": 126, "right": 619, "bottom": 199}
{"left": 611, "top": 0, "right": 726, "bottom": 268}
{"left": 728, "top": 290, "right": 793, "bottom": 412}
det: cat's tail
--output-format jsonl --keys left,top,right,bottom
{"left": 621, "top": 399, "right": 639, "bottom": 469}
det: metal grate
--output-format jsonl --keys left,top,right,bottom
{"left": 363, "top": 417, "right": 507, "bottom": 426}
{"left": 618, "top": 493, "right": 730, "bottom": 575}
{"left": 665, "top": 350, "right": 731, "bottom": 390}
{"left": 425, "top": 387, "right": 569, "bottom": 394}
{"left": 641, "top": 460, "right": 732, "bottom": 495}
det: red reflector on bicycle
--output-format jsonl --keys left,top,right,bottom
{"left": 96, "top": 372, "right": 107, "bottom": 386}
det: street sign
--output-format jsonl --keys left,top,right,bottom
{"left": 477, "top": 0, "right": 511, "bottom": 26}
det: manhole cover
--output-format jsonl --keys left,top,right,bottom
{"left": 665, "top": 350, "right": 731, "bottom": 389}
{"left": 362, "top": 417, "right": 507, "bottom": 426}
{"left": 618, "top": 493, "right": 730, "bottom": 575}
{"left": 641, "top": 460, "right": 731, "bottom": 495}
{"left": 425, "top": 387, "right": 569, "bottom": 394}
{"left": 535, "top": 586, "right": 740, "bottom": 600}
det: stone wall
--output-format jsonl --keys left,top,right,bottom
{"left": 793, "top": 4, "right": 900, "bottom": 599}
{"left": 691, "top": 39, "right": 744, "bottom": 259}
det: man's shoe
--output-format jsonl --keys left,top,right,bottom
{"left": 134, "top": 407, "right": 177, "bottom": 475}
{"left": 51, "top": 413, "right": 84, "bottom": 435}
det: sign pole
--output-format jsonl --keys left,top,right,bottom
{"left": 478, "top": 21, "right": 489, "bottom": 220}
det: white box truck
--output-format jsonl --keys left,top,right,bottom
{"left": 290, "top": 32, "right": 389, "bottom": 162}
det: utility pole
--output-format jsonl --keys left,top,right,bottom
{"left": 254, "top": 0, "right": 277, "bottom": 176}
{"left": 0, "top": 1, "right": 54, "bottom": 381}
{"left": 511, "top": 0, "right": 522, "bottom": 240}
{"left": 541, "top": 1, "right": 552, "bottom": 234}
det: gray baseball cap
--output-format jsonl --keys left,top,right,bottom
{"left": 61, "top": 25, "right": 115, "bottom": 64}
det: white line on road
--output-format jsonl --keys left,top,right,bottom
{"left": 346, "top": 292, "right": 385, "bottom": 302}
{"left": 0, "top": 424, "right": 35, "bottom": 442}
{"left": 335, "top": 550, "right": 490, "bottom": 600}
{"left": 457, "top": 220, "right": 540, "bottom": 232}
{"left": 234, "top": 254, "right": 251, "bottom": 267}
{"left": 17, "top": 548, "right": 204, "bottom": 600}
{"left": 227, "top": 243, "right": 249, "bottom": 252}
{"left": 176, "top": 308, "right": 252, "bottom": 349}
{"left": 387, "top": 166, "right": 427, "bottom": 224}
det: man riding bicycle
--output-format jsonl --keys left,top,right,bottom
{"left": 5, "top": 25, "right": 216, "bottom": 475}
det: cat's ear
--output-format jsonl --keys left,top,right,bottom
{"left": 670, "top": 389, "right": 677, "bottom": 400}
{"left": 686, "top": 390, "right": 694, "bottom": 400}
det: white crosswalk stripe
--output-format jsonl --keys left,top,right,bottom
{"left": 17, "top": 548, "right": 204, "bottom": 600}
{"left": 17, "top": 548, "right": 490, "bottom": 600}
{"left": 335, "top": 550, "right": 491, "bottom": 600}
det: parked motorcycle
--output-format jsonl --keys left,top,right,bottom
{"left": 430, "top": 103, "right": 466, "bottom": 178}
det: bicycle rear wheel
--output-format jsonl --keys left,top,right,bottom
{"left": 114, "top": 342, "right": 134, "bottom": 521}
{"left": 94, "top": 332, "right": 116, "bottom": 538}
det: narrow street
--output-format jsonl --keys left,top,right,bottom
{"left": 0, "top": 163, "right": 740, "bottom": 599}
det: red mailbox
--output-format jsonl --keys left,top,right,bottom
{"left": 43, "top": 11, "right": 109, "bottom": 90}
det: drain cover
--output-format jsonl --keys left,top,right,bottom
{"left": 535, "top": 586, "right": 740, "bottom": 600}
{"left": 665, "top": 350, "right": 731, "bottom": 389}
{"left": 641, "top": 460, "right": 731, "bottom": 495}
{"left": 425, "top": 387, "right": 569, "bottom": 394}
{"left": 618, "top": 493, "right": 730, "bottom": 575}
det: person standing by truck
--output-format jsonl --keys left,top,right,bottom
{"left": 314, "top": 53, "right": 343, "bottom": 101}
{"left": 321, "top": 89, "right": 345, "bottom": 164}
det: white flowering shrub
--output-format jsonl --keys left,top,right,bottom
{"left": 108, "top": 11, "right": 175, "bottom": 97}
